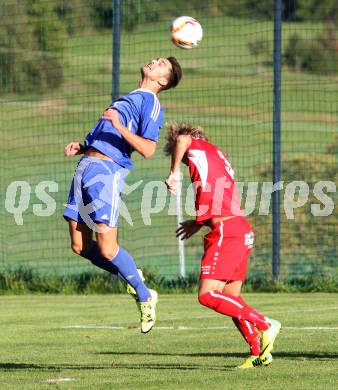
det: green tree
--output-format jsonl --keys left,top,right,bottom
{"left": 87, "top": 0, "right": 160, "bottom": 31}
{"left": 56, "top": 0, "right": 91, "bottom": 35}
{"left": 222, "top": 0, "right": 274, "bottom": 20}
{"left": 86, "top": 0, "right": 112, "bottom": 29}
{"left": 284, "top": 33, "right": 338, "bottom": 75}
{"left": 248, "top": 38, "right": 271, "bottom": 74}
{"left": 0, "top": 0, "right": 67, "bottom": 94}
{"left": 295, "top": 0, "right": 338, "bottom": 25}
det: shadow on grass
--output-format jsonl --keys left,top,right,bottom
{"left": 1, "top": 351, "right": 336, "bottom": 372}
{"left": 274, "top": 351, "right": 338, "bottom": 361}
{"left": 0, "top": 362, "right": 231, "bottom": 371}
{"left": 96, "top": 351, "right": 338, "bottom": 361}
{"left": 0, "top": 363, "right": 108, "bottom": 371}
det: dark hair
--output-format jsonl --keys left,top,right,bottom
{"left": 163, "top": 122, "right": 207, "bottom": 156}
{"left": 162, "top": 57, "right": 182, "bottom": 91}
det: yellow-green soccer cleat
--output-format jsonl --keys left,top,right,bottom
{"left": 139, "top": 289, "right": 158, "bottom": 334}
{"left": 260, "top": 319, "right": 281, "bottom": 360}
{"left": 237, "top": 354, "right": 273, "bottom": 369}
{"left": 126, "top": 269, "right": 145, "bottom": 299}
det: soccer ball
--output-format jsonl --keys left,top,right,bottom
{"left": 171, "top": 16, "right": 203, "bottom": 49}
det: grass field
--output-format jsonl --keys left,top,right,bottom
{"left": 0, "top": 293, "right": 337, "bottom": 389}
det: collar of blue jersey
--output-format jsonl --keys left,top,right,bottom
{"left": 131, "top": 88, "right": 156, "bottom": 96}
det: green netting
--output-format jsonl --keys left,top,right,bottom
{"left": 0, "top": 1, "right": 336, "bottom": 280}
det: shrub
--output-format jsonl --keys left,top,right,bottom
{"left": 284, "top": 33, "right": 338, "bottom": 75}
{"left": 248, "top": 38, "right": 272, "bottom": 73}
{"left": 0, "top": 266, "right": 337, "bottom": 294}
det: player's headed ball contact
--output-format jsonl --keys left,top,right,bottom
{"left": 171, "top": 16, "right": 203, "bottom": 49}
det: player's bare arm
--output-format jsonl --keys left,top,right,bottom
{"left": 103, "top": 108, "right": 157, "bottom": 159}
{"left": 170, "top": 134, "right": 191, "bottom": 172}
{"left": 165, "top": 134, "right": 191, "bottom": 193}
{"left": 64, "top": 142, "right": 84, "bottom": 157}
{"left": 176, "top": 219, "right": 202, "bottom": 240}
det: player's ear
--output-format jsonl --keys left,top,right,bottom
{"left": 158, "top": 77, "right": 168, "bottom": 89}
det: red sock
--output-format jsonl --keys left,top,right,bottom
{"left": 233, "top": 318, "right": 261, "bottom": 356}
{"left": 236, "top": 296, "right": 259, "bottom": 317}
{"left": 198, "top": 290, "right": 270, "bottom": 331}
{"left": 234, "top": 296, "right": 262, "bottom": 355}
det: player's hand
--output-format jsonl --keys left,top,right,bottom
{"left": 165, "top": 171, "right": 181, "bottom": 194}
{"left": 102, "top": 108, "right": 122, "bottom": 130}
{"left": 64, "top": 142, "right": 83, "bottom": 156}
{"left": 176, "top": 220, "right": 202, "bottom": 240}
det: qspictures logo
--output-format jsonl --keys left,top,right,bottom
{"left": 3, "top": 172, "right": 336, "bottom": 228}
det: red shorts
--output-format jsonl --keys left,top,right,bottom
{"left": 200, "top": 217, "right": 254, "bottom": 281}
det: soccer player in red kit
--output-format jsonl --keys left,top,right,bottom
{"left": 164, "top": 123, "right": 281, "bottom": 368}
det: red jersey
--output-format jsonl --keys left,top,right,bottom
{"left": 185, "top": 137, "right": 242, "bottom": 222}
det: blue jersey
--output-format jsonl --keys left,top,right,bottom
{"left": 84, "top": 88, "right": 163, "bottom": 170}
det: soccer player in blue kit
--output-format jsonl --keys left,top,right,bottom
{"left": 63, "top": 57, "right": 182, "bottom": 333}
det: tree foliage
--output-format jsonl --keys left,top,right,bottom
{"left": 284, "top": 33, "right": 338, "bottom": 75}
{"left": 295, "top": 0, "right": 338, "bottom": 25}
{"left": 0, "top": 0, "right": 67, "bottom": 94}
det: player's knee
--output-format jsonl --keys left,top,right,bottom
{"left": 71, "top": 242, "right": 83, "bottom": 256}
{"left": 98, "top": 245, "right": 118, "bottom": 261}
{"left": 198, "top": 291, "right": 218, "bottom": 310}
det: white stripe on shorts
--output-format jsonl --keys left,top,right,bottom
{"left": 109, "top": 170, "right": 120, "bottom": 227}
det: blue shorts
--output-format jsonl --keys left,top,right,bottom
{"left": 63, "top": 157, "right": 127, "bottom": 228}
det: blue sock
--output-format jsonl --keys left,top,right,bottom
{"left": 112, "top": 247, "right": 150, "bottom": 302}
{"left": 82, "top": 242, "right": 129, "bottom": 283}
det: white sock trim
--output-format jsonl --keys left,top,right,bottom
{"left": 210, "top": 290, "right": 244, "bottom": 309}
{"left": 111, "top": 245, "right": 120, "bottom": 260}
{"left": 245, "top": 320, "right": 254, "bottom": 334}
